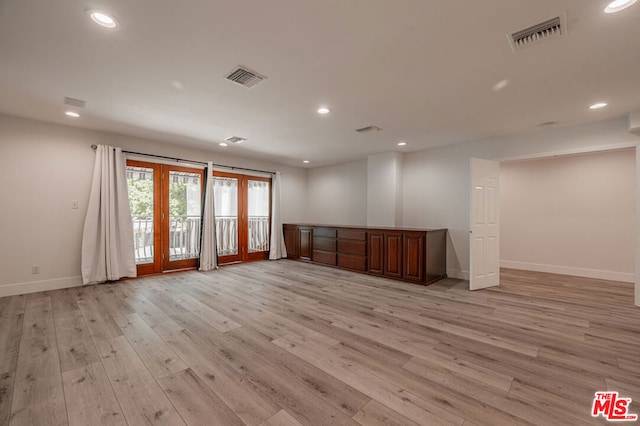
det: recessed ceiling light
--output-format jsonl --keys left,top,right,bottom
{"left": 65, "top": 111, "right": 80, "bottom": 118}
{"left": 604, "top": 0, "right": 637, "bottom": 13}
{"left": 303, "top": 160, "right": 310, "bottom": 164}
{"left": 492, "top": 79, "right": 510, "bottom": 91}
{"left": 219, "top": 142, "right": 228, "bottom": 147}
{"left": 589, "top": 102, "right": 608, "bottom": 110}
{"left": 397, "top": 142, "right": 407, "bottom": 146}
{"left": 89, "top": 11, "right": 119, "bottom": 29}
{"left": 317, "top": 107, "right": 330, "bottom": 115}
{"left": 225, "top": 136, "right": 247, "bottom": 144}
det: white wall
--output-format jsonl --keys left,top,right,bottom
{"left": 403, "top": 116, "right": 639, "bottom": 280}
{"left": 500, "top": 149, "right": 635, "bottom": 282}
{"left": 306, "top": 159, "right": 367, "bottom": 225}
{"left": 403, "top": 142, "right": 495, "bottom": 279}
{"left": 367, "top": 152, "right": 403, "bottom": 227}
{"left": 0, "top": 114, "right": 308, "bottom": 296}
{"left": 306, "top": 154, "right": 403, "bottom": 228}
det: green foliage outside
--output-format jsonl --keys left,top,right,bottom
{"left": 127, "top": 178, "right": 188, "bottom": 217}
{"left": 169, "top": 182, "right": 188, "bottom": 217}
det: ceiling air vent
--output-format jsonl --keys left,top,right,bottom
{"left": 508, "top": 14, "right": 566, "bottom": 51}
{"left": 63, "top": 96, "right": 87, "bottom": 108}
{"left": 225, "top": 136, "right": 247, "bottom": 144}
{"left": 225, "top": 66, "right": 267, "bottom": 88}
{"left": 355, "top": 125, "right": 383, "bottom": 134}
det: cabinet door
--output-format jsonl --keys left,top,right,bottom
{"left": 283, "top": 225, "right": 298, "bottom": 259}
{"left": 384, "top": 232, "right": 403, "bottom": 278}
{"left": 403, "top": 232, "right": 425, "bottom": 282}
{"left": 298, "top": 227, "right": 313, "bottom": 260}
{"left": 368, "top": 232, "right": 384, "bottom": 275}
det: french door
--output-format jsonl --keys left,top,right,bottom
{"left": 126, "top": 160, "right": 204, "bottom": 275}
{"left": 213, "top": 171, "right": 271, "bottom": 264}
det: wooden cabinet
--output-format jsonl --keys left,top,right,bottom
{"left": 285, "top": 224, "right": 447, "bottom": 285}
{"left": 298, "top": 227, "right": 313, "bottom": 261}
{"left": 313, "top": 227, "right": 337, "bottom": 266}
{"left": 337, "top": 229, "right": 367, "bottom": 272}
{"left": 284, "top": 224, "right": 298, "bottom": 259}
{"left": 403, "top": 232, "right": 425, "bottom": 282}
{"left": 368, "top": 231, "right": 384, "bottom": 275}
{"left": 384, "top": 231, "right": 404, "bottom": 279}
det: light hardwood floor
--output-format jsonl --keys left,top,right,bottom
{"left": 1, "top": 261, "right": 639, "bottom": 426}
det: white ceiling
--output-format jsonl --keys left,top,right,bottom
{"left": 1, "top": 0, "right": 639, "bottom": 167}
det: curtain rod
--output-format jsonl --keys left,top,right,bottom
{"left": 91, "top": 144, "right": 275, "bottom": 175}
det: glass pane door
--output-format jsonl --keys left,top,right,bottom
{"left": 126, "top": 160, "right": 203, "bottom": 275}
{"left": 168, "top": 171, "right": 202, "bottom": 261}
{"left": 213, "top": 176, "right": 241, "bottom": 262}
{"left": 248, "top": 179, "right": 270, "bottom": 253}
{"left": 212, "top": 171, "right": 271, "bottom": 264}
{"left": 163, "top": 166, "right": 204, "bottom": 271}
{"left": 127, "top": 165, "right": 155, "bottom": 265}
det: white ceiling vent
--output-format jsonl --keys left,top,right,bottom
{"left": 225, "top": 66, "right": 267, "bottom": 88}
{"left": 508, "top": 14, "right": 567, "bottom": 51}
{"left": 355, "top": 125, "right": 383, "bottom": 134}
{"left": 225, "top": 136, "right": 247, "bottom": 144}
{"left": 63, "top": 96, "right": 87, "bottom": 108}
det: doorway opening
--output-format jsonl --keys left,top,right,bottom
{"left": 499, "top": 148, "right": 636, "bottom": 284}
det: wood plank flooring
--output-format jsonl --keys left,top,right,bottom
{"left": 0, "top": 261, "right": 638, "bottom": 425}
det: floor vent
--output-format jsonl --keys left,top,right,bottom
{"left": 508, "top": 14, "right": 566, "bottom": 51}
{"left": 225, "top": 66, "right": 267, "bottom": 88}
{"left": 63, "top": 97, "right": 87, "bottom": 108}
{"left": 225, "top": 136, "right": 247, "bottom": 144}
{"left": 355, "top": 125, "right": 383, "bottom": 134}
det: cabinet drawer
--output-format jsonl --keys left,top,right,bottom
{"left": 314, "top": 227, "right": 337, "bottom": 238}
{"left": 338, "top": 240, "right": 366, "bottom": 256}
{"left": 313, "top": 251, "right": 337, "bottom": 265}
{"left": 313, "top": 236, "right": 336, "bottom": 252}
{"left": 338, "top": 254, "right": 366, "bottom": 271}
{"left": 337, "top": 229, "right": 366, "bottom": 240}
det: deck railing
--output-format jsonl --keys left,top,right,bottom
{"left": 215, "top": 216, "right": 238, "bottom": 256}
{"left": 248, "top": 216, "right": 269, "bottom": 252}
{"left": 132, "top": 215, "right": 202, "bottom": 263}
{"left": 215, "top": 216, "right": 270, "bottom": 255}
{"left": 132, "top": 216, "right": 154, "bottom": 264}
{"left": 168, "top": 215, "right": 202, "bottom": 260}
{"left": 133, "top": 215, "right": 269, "bottom": 264}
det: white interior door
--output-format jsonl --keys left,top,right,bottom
{"left": 470, "top": 158, "right": 500, "bottom": 290}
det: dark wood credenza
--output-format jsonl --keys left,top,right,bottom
{"left": 283, "top": 224, "right": 447, "bottom": 285}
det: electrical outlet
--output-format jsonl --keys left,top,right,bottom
{"left": 32, "top": 265, "right": 40, "bottom": 274}
{"left": 72, "top": 200, "right": 79, "bottom": 209}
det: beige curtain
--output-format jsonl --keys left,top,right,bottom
{"left": 199, "top": 162, "right": 218, "bottom": 271}
{"left": 81, "top": 145, "right": 136, "bottom": 284}
{"left": 269, "top": 171, "right": 287, "bottom": 260}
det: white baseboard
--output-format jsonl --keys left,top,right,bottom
{"left": 500, "top": 260, "right": 634, "bottom": 283}
{"left": 447, "top": 269, "right": 470, "bottom": 281}
{"left": 0, "top": 276, "right": 83, "bottom": 298}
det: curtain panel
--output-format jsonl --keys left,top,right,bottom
{"left": 199, "top": 161, "right": 218, "bottom": 271}
{"left": 81, "top": 145, "right": 137, "bottom": 284}
{"left": 269, "top": 171, "right": 287, "bottom": 260}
